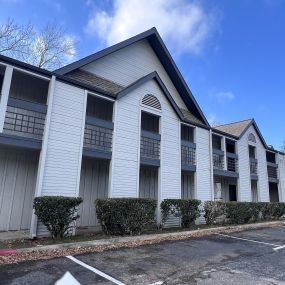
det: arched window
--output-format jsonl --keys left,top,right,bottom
{"left": 142, "top": 94, "right": 161, "bottom": 110}
{"left": 248, "top": 133, "right": 256, "bottom": 143}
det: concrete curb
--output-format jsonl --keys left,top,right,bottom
{"left": 16, "top": 220, "right": 284, "bottom": 254}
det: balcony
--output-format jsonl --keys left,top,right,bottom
{"left": 213, "top": 149, "right": 224, "bottom": 171}
{"left": 250, "top": 158, "right": 258, "bottom": 180}
{"left": 140, "top": 130, "right": 160, "bottom": 166}
{"left": 83, "top": 116, "right": 113, "bottom": 159}
{"left": 181, "top": 140, "right": 196, "bottom": 171}
{"left": 0, "top": 97, "right": 47, "bottom": 150}
{"left": 267, "top": 162, "right": 279, "bottom": 183}
{"left": 226, "top": 153, "right": 238, "bottom": 173}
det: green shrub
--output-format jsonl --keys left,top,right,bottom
{"left": 225, "top": 202, "right": 253, "bottom": 224}
{"left": 203, "top": 201, "right": 226, "bottom": 225}
{"left": 261, "top": 202, "right": 285, "bottom": 220}
{"left": 33, "top": 196, "right": 83, "bottom": 239}
{"left": 160, "top": 199, "right": 201, "bottom": 228}
{"left": 96, "top": 198, "right": 157, "bottom": 235}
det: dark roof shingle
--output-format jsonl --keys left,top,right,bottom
{"left": 213, "top": 119, "right": 252, "bottom": 137}
{"left": 66, "top": 69, "right": 124, "bottom": 95}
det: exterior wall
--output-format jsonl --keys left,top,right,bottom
{"left": 78, "top": 158, "right": 109, "bottom": 227}
{"left": 40, "top": 81, "right": 86, "bottom": 197}
{"left": 111, "top": 79, "right": 181, "bottom": 203}
{"left": 0, "top": 148, "right": 39, "bottom": 231}
{"left": 82, "top": 39, "right": 187, "bottom": 110}
{"left": 238, "top": 125, "right": 269, "bottom": 201}
{"left": 196, "top": 127, "right": 212, "bottom": 201}
{"left": 139, "top": 166, "right": 158, "bottom": 199}
{"left": 181, "top": 172, "right": 195, "bottom": 199}
{"left": 278, "top": 153, "right": 285, "bottom": 202}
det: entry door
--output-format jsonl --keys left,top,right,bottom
{"left": 229, "top": 184, "right": 237, "bottom": 201}
{"left": 0, "top": 149, "right": 39, "bottom": 231}
{"left": 78, "top": 158, "right": 109, "bottom": 227}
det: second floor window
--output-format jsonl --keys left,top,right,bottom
{"left": 249, "top": 145, "right": 256, "bottom": 159}
{"left": 86, "top": 95, "right": 113, "bottom": 121}
{"left": 212, "top": 134, "right": 222, "bottom": 150}
{"left": 181, "top": 125, "right": 194, "bottom": 142}
{"left": 141, "top": 111, "right": 160, "bottom": 134}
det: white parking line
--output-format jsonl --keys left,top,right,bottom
{"left": 66, "top": 256, "right": 125, "bottom": 285}
{"left": 273, "top": 245, "right": 285, "bottom": 251}
{"left": 216, "top": 233, "right": 281, "bottom": 248}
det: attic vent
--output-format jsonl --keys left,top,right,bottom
{"left": 248, "top": 133, "right": 256, "bottom": 143}
{"left": 142, "top": 94, "right": 161, "bottom": 110}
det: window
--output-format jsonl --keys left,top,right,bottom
{"left": 226, "top": 139, "right": 236, "bottom": 154}
{"left": 9, "top": 70, "right": 49, "bottom": 104}
{"left": 212, "top": 134, "right": 222, "bottom": 150}
{"left": 181, "top": 125, "right": 194, "bottom": 142}
{"left": 142, "top": 94, "right": 161, "bottom": 110}
{"left": 86, "top": 95, "right": 113, "bottom": 121}
{"left": 141, "top": 111, "right": 159, "bottom": 134}
{"left": 248, "top": 133, "right": 256, "bottom": 143}
{"left": 249, "top": 145, "right": 256, "bottom": 159}
{"left": 266, "top": 151, "right": 276, "bottom": 164}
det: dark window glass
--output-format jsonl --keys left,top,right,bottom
{"left": 141, "top": 111, "right": 159, "bottom": 133}
{"left": 266, "top": 151, "right": 276, "bottom": 163}
{"left": 86, "top": 95, "right": 113, "bottom": 121}
{"left": 212, "top": 134, "right": 222, "bottom": 150}
{"left": 9, "top": 70, "right": 49, "bottom": 104}
{"left": 226, "top": 139, "right": 236, "bottom": 153}
{"left": 249, "top": 145, "right": 256, "bottom": 159}
{"left": 0, "top": 65, "right": 5, "bottom": 93}
{"left": 181, "top": 125, "right": 194, "bottom": 142}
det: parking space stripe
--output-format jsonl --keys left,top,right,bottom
{"left": 273, "top": 245, "right": 285, "bottom": 251}
{"left": 66, "top": 256, "right": 125, "bottom": 285}
{"left": 216, "top": 233, "right": 281, "bottom": 247}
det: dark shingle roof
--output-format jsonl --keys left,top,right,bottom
{"left": 180, "top": 108, "right": 207, "bottom": 127}
{"left": 66, "top": 69, "right": 124, "bottom": 95}
{"left": 213, "top": 119, "right": 253, "bottom": 137}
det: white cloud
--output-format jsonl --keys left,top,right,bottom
{"left": 85, "top": 0, "right": 219, "bottom": 55}
{"left": 213, "top": 91, "right": 235, "bottom": 102}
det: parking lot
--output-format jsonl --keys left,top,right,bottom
{"left": 1, "top": 226, "right": 285, "bottom": 284}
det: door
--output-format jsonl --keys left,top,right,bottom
{"left": 78, "top": 158, "right": 109, "bottom": 227}
{"left": 0, "top": 148, "right": 39, "bottom": 231}
{"left": 181, "top": 172, "right": 194, "bottom": 199}
{"left": 229, "top": 184, "right": 237, "bottom": 201}
{"left": 139, "top": 166, "right": 158, "bottom": 199}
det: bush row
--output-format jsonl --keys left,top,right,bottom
{"left": 204, "top": 201, "right": 285, "bottom": 225}
{"left": 33, "top": 197, "right": 285, "bottom": 239}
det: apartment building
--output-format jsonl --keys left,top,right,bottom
{"left": 0, "top": 28, "right": 283, "bottom": 236}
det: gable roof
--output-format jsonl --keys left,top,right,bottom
{"left": 66, "top": 69, "right": 124, "bottom": 95}
{"left": 55, "top": 27, "right": 209, "bottom": 127}
{"left": 116, "top": 71, "right": 208, "bottom": 128}
{"left": 213, "top": 119, "right": 268, "bottom": 148}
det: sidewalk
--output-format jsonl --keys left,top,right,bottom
{"left": 0, "top": 220, "right": 284, "bottom": 265}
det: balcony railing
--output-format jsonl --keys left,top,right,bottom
{"left": 213, "top": 149, "right": 224, "bottom": 170}
{"left": 83, "top": 116, "right": 113, "bottom": 153}
{"left": 140, "top": 130, "right": 160, "bottom": 161}
{"left": 181, "top": 140, "right": 196, "bottom": 171}
{"left": 226, "top": 153, "right": 238, "bottom": 173}
{"left": 250, "top": 159, "right": 258, "bottom": 175}
{"left": 3, "top": 97, "right": 47, "bottom": 140}
{"left": 267, "top": 163, "right": 278, "bottom": 179}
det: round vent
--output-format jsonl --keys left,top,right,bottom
{"left": 248, "top": 133, "right": 256, "bottom": 143}
{"left": 142, "top": 94, "right": 161, "bottom": 110}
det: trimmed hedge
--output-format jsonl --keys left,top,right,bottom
{"left": 96, "top": 198, "right": 157, "bottom": 235}
{"left": 33, "top": 196, "right": 83, "bottom": 239}
{"left": 204, "top": 201, "right": 285, "bottom": 225}
{"left": 160, "top": 199, "right": 201, "bottom": 228}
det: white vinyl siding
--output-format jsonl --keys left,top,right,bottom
{"left": 40, "top": 81, "right": 86, "bottom": 197}
{"left": 83, "top": 39, "right": 187, "bottom": 110}
{"left": 238, "top": 125, "right": 269, "bottom": 201}
{"left": 278, "top": 153, "right": 285, "bottom": 202}
{"left": 111, "top": 79, "right": 181, "bottom": 204}
{"left": 196, "top": 128, "right": 212, "bottom": 201}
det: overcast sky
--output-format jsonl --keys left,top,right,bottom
{"left": 1, "top": 0, "right": 284, "bottom": 148}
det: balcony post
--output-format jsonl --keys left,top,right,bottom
{"left": 0, "top": 65, "right": 13, "bottom": 132}
{"left": 222, "top": 136, "right": 227, "bottom": 171}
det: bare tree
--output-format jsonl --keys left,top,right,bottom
{"left": 0, "top": 19, "right": 76, "bottom": 70}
